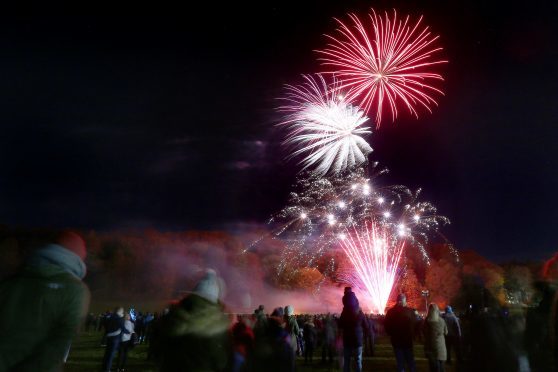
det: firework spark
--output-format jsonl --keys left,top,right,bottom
{"left": 339, "top": 222, "right": 405, "bottom": 314}
{"left": 250, "top": 165, "right": 450, "bottom": 296}
{"left": 279, "top": 74, "right": 372, "bottom": 176}
{"left": 317, "top": 9, "right": 447, "bottom": 125}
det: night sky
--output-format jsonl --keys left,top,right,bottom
{"left": 0, "top": 2, "right": 556, "bottom": 261}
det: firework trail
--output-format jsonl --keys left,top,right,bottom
{"left": 257, "top": 165, "right": 449, "bottom": 291}
{"left": 317, "top": 9, "right": 447, "bottom": 125}
{"left": 339, "top": 221, "right": 405, "bottom": 314}
{"left": 279, "top": 74, "right": 372, "bottom": 176}
{"left": 250, "top": 8, "right": 450, "bottom": 310}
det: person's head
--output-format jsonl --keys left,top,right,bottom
{"left": 271, "top": 307, "right": 284, "bottom": 318}
{"left": 124, "top": 313, "right": 131, "bottom": 321}
{"left": 258, "top": 304, "right": 265, "bottom": 311}
{"left": 115, "top": 307, "right": 125, "bottom": 317}
{"left": 285, "top": 305, "right": 294, "bottom": 317}
{"left": 446, "top": 305, "right": 453, "bottom": 314}
{"left": 193, "top": 269, "right": 224, "bottom": 304}
{"left": 56, "top": 230, "right": 87, "bottom": 260}
{"left": 343, "top": 287, "right": 360, "bottom": 311}
{"left": 397, "top": 293, "right": 407, "bottom": 307}
{"left": 426, "top": 303, "right": 440, "bottom": 321}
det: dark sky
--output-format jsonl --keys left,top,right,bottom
{"left": 0, "top": 2, "right": 556, "bottom": 261}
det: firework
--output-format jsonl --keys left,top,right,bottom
{"left": 339, "top": 222, "right": 404, "bottom": 314}
{"left": 317, "top": 9, "right": 447, "bottom": 125}
{"left": 279, "top": 74, "right": 372, "bottom": 176}
{"left": 254, "top": 164, "right": 449, "bottom": 297}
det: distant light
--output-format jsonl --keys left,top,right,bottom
{"left": 339, "top": 233, "right": 346, "bottom": 240}
{"left": 338, "top": 201, "right": 346, "bottom": 208}
{"left": 300, "top": 213, "right": 307, "bottom": 219}
{"left": 398, "top": 230, "right": 406, "bottom": 237}
{"left": 328, "top": 214, "right": 335, "bottom": 220}
{"left": 363, "top": 189, "right": 370, "bottom": 195}
{"left": 378, "top": 197, "right": 384, "bottom": 204}
{"left": 413, "top": 214, "right": 420, "bottom": 221}
{"left": 398, "top": 224, "right": 405, "bottom": 230}
{"left": 383, "top": 211, "right": 391, "bottom": 218}
{"left": 328, "top": 219, "right": 336, "bottom": 226}
{"left": 351, "top": 184, "right": 358, "bottom": 190}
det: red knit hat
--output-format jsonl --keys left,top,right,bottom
{"left": 56, "top": 231, "right": 87, "bottom": 260}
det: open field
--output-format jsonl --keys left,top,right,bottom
{"left": 65, "top": 331, "right": 460, "bottom": 372}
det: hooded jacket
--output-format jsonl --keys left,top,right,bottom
{"left": 154, "top": 294, "right": 230, "bottom": 372}
{"left": 423, "top": 318, "right": 448, "bottom": 361}
{"left": 338, "top": 309, "right": 368, "bottom": 348}
{"left": 444, "top": 312, "right": 462, "bottom": 338}
{"left": 384, "top": 304, "right": 417, "bottom": 348}
{"left": 0, "top": 244, "right": 89, "bottom": 372}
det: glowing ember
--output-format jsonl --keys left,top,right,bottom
{"left": 339, "top": 221, "right": 405, "bottom": 314}
{"left": 318, "top": 9, "right": 447, "bottom": 125}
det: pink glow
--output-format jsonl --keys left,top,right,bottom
{"left": 339, "top": 221, "right": 405, "bottom": 314}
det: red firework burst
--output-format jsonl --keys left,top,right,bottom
{"left": 317, "top": 9, "right": 447, "bottom": 126}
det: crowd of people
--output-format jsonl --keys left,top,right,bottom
{"left": 0, "top": 231, "right": 557, "bottom": 372}
{"left": 86, "top": 273, "right": 558, "bottom": 372}
{"left": 94, "top": 308, "right": 166, "bottom": 371}
{"left": 103, "top": 271, "right": 466, "bottom": 372}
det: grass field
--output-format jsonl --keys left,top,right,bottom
{"left": 65, "top": 331, "right": 459, "bottom": 371}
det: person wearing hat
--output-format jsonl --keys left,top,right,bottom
{"left": 443, "top": 305, "right": 462, "bottom": 364}
{"left": 342, "top": 287, "right": 360, "bottom": 312}
{"left": 338, "top": 290, "right": 368, "bottom": 372}
{"left": 154, "top": 269, "right": 230, "bottom": 372}
{"left": 423, "top": 303, "right": 448, "bottom": 372}
{"left": 284, "top": 305, "right": 300, "bottom": 361}
{"left": 384, "top": 293, "right": 418, "bottom": 372}
{"left": 267, "top": 307, "right": 294, "bottom": 372}
{"left": 0, "top": 230, "right": 90, "bottom": 372}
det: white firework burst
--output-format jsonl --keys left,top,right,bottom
{"left": 279, "top": 74, "right": 373, "bottom": 176}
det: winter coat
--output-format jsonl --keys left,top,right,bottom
{"left": 364, "top": 316, "right": 376, "bottom": 342}
{"left": 232, "top": 321, "right": 254, "bottom": 357}
{"left": 338, "top": 309, "right": 368, "bottom": 348}
{"left": 154, "top": 293, "right": 230, "bottom": 372}
{"left": 0, "top": 245, "right": 90, "bottom": 372}
{"left": 267, "top": 316, "right": 294, "bottom": 372}
{"left": 384, "top": 304, "right": 417, "bottom": 348}
{"left": 423, "top": 319, "right": 448, "bottom": 361}
{"left": 105, "top": 314, "right": 125, "bottom": 338}
{"left": 342, "top": 291, "right": 359, "bottom": 313}
{"left": 444, "top": 313, "right": 462, "bottom": 338}
{"left": 323, "top": 317, "right": 337, "bottom": 345}
{"left": 121, "top": 320, "right": 134, "bottom": 342}
{"left": 286, "top": 315, "right": 300, "bottom": 352}
{"left": 303, "top": 322, "right": 317, "bottom": 349}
